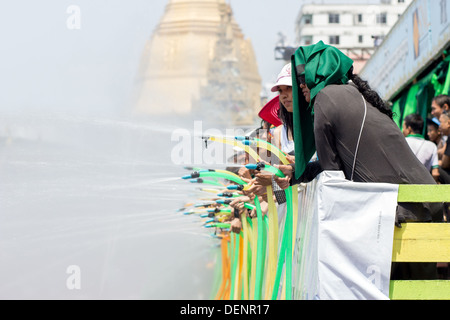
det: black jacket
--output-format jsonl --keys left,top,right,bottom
{"left": 292, "top": 83, "right": 442, "bottom": 223}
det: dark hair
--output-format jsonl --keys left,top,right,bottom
{"left": 278, "top": 101, "right": 294, "bottom": 141}
{"left": 253, "top": 119, "right": 270, "bottom": 137}
{"left": 432, "top": 94, "right": 450, "bottom": 108}
{"left": 427, "top": 118, "right": 439, "bottom": 130}
{"left": 442, "top": 109, "right": 450, "bottom": 119}
{"left": 348, "top": 68, "right": 394, "bottom": 120}
{"left": 404, "top": 113, "right": 424, "bottom": 134}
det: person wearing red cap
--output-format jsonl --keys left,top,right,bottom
{"left": 258, "top": 95, "right": 283, "bottom": 128}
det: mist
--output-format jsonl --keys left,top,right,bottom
{"left": 0, "top": 1, "right": 219, "bottom": 299}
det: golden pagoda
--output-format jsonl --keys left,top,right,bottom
{"left": 134, "top": 0, "right": 262, "bottom": 125}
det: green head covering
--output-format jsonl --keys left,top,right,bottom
{"left": 291, "top": 41, "right": 354, "bottom": 179}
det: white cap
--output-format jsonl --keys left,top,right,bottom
{"left": 271, "top": 63, "right": 292, "bottom": 92}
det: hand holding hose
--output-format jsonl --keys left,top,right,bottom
{"left": 229, "top": 196, "right": 251, "bottom": 211}
{"left": 230, "top": 217, "right": 242, "bottom": 234}
{"left": 238, "top": 166, "right": 253, "bottom": 182}
{"left": 254, "top": 172, "right": 273, "bottom": 187}
{"left": 246, "top": 183, "right": 267, "bottom": 196}
{"left": 273, "top": 164, "right": 293, "bottom": 190}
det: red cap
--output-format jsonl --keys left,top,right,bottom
{"left": 258, "top": 95, "right": 282, "bottom": 127}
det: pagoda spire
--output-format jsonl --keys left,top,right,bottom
{"left": 133, "top": 0, "right": 261, "bottom": 125}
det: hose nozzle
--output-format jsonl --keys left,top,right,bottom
{"left": 217, "top": 192, "right": 233, "bottom": 198}
{"left": 227, "top": 184, "right": 244, "bottom": 191}
{"left": 181, "top": 171, "right": 200, "bottom": 179}
{"left": 245, "top": 162, "right": 265, "bottom": 171}
{"left": 216, "top": 199, "right": 232, "bottom": 205}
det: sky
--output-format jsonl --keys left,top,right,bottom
{"left": 0, "top": 0, "right": 382, "bottom": 116}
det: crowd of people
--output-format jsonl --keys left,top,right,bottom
{"left": 220, "top": 42, "right": 449, "bottom": 281}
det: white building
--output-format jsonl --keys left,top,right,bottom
{"left": 295, "top": 0, "right": 412, "bottom": 72}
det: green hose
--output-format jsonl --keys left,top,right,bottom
{"left": 184, "top": 168, "right": 266, "bottom": 299}
{"left": 183, "top": 171, "right": 246, "bottom": 186}
{"left": 285, "top": 186, "right": 293, "bottom": 300}
{"left": 246, "top": 163, "right": 294, "bottom": 300}
{"left": 190, "top": 178, "right": 224, "bottom": 187}
{"left": 206, "top": 223, "right": 231, "bottom": 229}
{"left": 244, "top": 203, "right": 255, "bottom": 210}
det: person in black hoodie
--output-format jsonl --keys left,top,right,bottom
{"left": 275, "top": 41, "right": 443, "bottom": 280}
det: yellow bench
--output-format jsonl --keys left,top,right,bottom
{"left": 390, "top": 185, "right": 450, "bottom": 300}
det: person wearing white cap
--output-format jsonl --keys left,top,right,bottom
{"left": 270, "top": 63, "right": 295, "bottom": 157}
